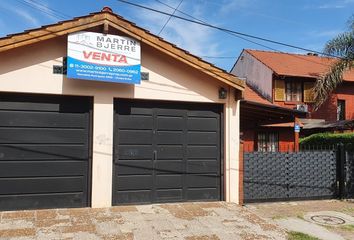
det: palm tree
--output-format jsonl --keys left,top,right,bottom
{"left": 313, "top": 15, "right": 354, "bottom": 110}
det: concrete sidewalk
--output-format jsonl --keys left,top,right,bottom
{"left": 0, "top": 202, "right": 286, "bottom": 240}
{"left": 245, "top": 200, "right": 354, "bottom": 240}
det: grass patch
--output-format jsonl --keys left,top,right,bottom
{"left": 287, "top": 231, "right": 320, "bottom": 240}
{"left": 339, "top": 224, "right": 354, "bottom": 232}
{"left": 341, "top": 207, "right": 354, "bottom": 213}
{"left": 271, "top": 215, "right": 286, "bottom": 220}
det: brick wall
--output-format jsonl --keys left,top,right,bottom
{"left": 279, "top": 129, "right": 295, "bottom": 152}
{"left": 311, "top": 94, "right": 337, "bottom": 121}
{"left": 336, "top": 82, "right": 354, "bottom": 120}
{"left": 242, "top": 128, "right": 295, "bottom": 152}
{"left": 312, "top": 82, "right": 354, "bottom": 121}
{"left": 242, "top": 129, "right": 255, "bottom": 152}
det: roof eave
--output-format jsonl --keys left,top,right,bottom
{"left": 0, "top": 11, "right": 245, "bottom": 91}
{"left": 241, "top": 99, "right": 307, "bottom": 117}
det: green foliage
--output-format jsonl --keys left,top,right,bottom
{"left": 313, "top": 16, "right": 354, "bottom": 109}
{"left": 348, "top": 14, "right": 354, "bottom": 32}
{"left": 287, "top": 231, "right": 320, "bottom": 240}
{"left": 300, "top": 132, "right": 354, "bottom": 146}
{"left": 313, "top": 59, "right": 353, "bottom": 109}
{"left": 339, "top": 224, "right": 354, "bottom": 232}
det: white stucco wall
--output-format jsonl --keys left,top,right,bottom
{"left": 224, "top": 93, "right": 240, "bottom": 202}
{"left": 231, "top": 51, "right": 273, "bottom": 100}
{"left": 0, "top": 34, "right": 241, "bottom": 206}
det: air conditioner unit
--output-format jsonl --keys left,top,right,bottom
{"left": 296, "top": 104, "right": 308, "bottom": 112}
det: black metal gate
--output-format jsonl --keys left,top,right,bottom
{"left": 343, "top": 144, "right": 354, "bottom": 198}
{"left": 243, "top": 150, "right": 338, "bottom": 203}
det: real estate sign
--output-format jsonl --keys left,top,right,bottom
{"left": 67, "top": 31, "right": 141, "bottom": 84}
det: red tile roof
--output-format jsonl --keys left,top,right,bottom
{"left": 244, "top": 84, "right": 272, "bottom": 105}
{"left": 245, "top": 49, "right": 354, "bottom": 82}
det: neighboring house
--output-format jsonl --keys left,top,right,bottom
{"left": 232, "top": 49, "right": 354, "bottom": 121}
{"left": 233, "top": 49, "right": 354, "bottom": 152}
{"left": 0, "top": 7, "right": 245, "bottom": 211}
{"left": 240, "top": 84, "right": 305, "bottom": 152}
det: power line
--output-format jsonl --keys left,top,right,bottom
{"left": 158, "top": 0, "right": 183, "bottom": 36}
{"left": 134, "top": 0, "right": 345, "bottom": 68}
{"left": 154, "top": 0, "right": 279, "bottom": 53}
{"left": 127, "top": 0, "right": 338, "bottom": 69}
{"left": 15, "top": 0, "right": 71, "bottom": 20}
{"left": 154, "top": 0, "right": 282, "bottom": 62}
{"left": 117, "top": 0, "right": 341, "bottom": 59}
{"left": 134, "top": 1, "right": 344, "bottom": 67}
{"left": 28, "top": 0, "right": 71, "bottom": 18}
{"left": 8, "top": 0, "right": 339, "bottom": 67}
{"left": 15, "top": 0, "right": 62, "bottom": 19}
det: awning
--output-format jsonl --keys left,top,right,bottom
{"left": 301, "top": 119, "right": 354, "bottom": 130}
{"left": 241, "top": 100, "right": 307, "bottom": 129}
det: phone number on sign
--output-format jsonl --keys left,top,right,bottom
{"left": 70, "top": 64, "right": 138, "bottom": 74}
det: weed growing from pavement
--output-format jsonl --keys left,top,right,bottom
{"left": 271, "top": 215, "right": 286, "bottom": 220}
{"left": 341, "top": 207, "right": 354, "bottom": 213}
{"left": 287, "top": 231, "right": 320, "bottom": 240}
{"left": 339, "top": 224, "right": 354, "bottom": 232}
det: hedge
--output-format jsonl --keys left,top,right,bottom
{"left": 300, "top": 132, "right": 354, "bottom": 146}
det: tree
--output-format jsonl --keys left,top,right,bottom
{"left": 313, "top": 15, "right": 354, "bottom": 110}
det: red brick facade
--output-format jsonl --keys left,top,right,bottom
{"left": 242, "top": 128, "right": 295, "bottom": 152}
{"left": 336, "top": 82, "right": 354, "bottom": 120}
{"left": 311, "top": 95, "right": 337, "bottom": 121}
{"left": 274, "top": 81, "right": 354, "bottom": 122}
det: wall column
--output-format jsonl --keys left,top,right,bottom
{"left": 238, "top": 140, "right": 244, "bottom": 205}
{"left": 224, "top": 87, "right": 240, "bottom": 203}
{"left": 294, "top": 117, "right": 300, "bottom": 152}
{"left": 91, "top": 94, "right": 114, "bottom": 208}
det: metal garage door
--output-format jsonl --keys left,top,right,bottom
{"left": 0, "top": 93, "right": 92, "bottom": 211}
{"left": 113, "top": 99, "right": 222, "bottom": 205}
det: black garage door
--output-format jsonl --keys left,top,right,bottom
{"left": 0, "top": 93, "right": 92, "bottom": 211}
{"left": 113, "top": 99, "right": 223, "bottom": 205}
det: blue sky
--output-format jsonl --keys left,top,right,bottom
{"left": 0, "top": 0, "right": 353, "bottom": 71}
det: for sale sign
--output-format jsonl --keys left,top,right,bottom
{"left": 67, "top": 31, "right": 141, "bottom": 84}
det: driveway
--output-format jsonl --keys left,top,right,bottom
{"left": 0, "top": 202, "right": 286, "bottom": 240}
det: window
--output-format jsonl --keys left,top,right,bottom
{"left": 257, "top": 132, "right": 279, "bottom": 152}
{"left": 285, "top": 81, "right": 302, "bottom": 102}
{"left": 337, "top": 100, "right": 346, "bottom": 120}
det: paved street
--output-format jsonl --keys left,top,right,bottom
{"left": 0, "top": 202, "right": 285, "bottom": 240}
